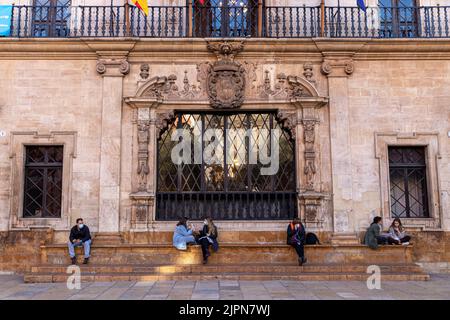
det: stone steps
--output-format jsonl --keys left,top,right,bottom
{"left": 40, "top": 243, "right": 415, "bottom": 265}
{"left": 24, "top": 271, "right": 430, "bottom": 283}
{"left": 30, "top": 263, "right": 425, "bottom": 274}
{"left": 23, "top": 242, "right": 430, "bottom": 282}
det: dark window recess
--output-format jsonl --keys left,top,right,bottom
{"left": 193, "top": 0, "right": 259, "bottom": 37}
{"left": 32, "top": 0, "right": 71, "bottom": 37}
{"left": 389, "top": 146, "right": 429, "bottom": 218}
{"left": 379, "top": 0, "right": 418, "bottom": 38}
{"left": 23, "top": 146, "right": 63, "bottom": 218}
{"left": 156, "top": 112, "right": 297, "bottom": 220}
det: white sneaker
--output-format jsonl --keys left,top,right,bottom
{"left": 402, "top": 242, "right": 410, "bottom": 246}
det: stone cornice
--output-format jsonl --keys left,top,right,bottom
{"left": 2, "top": 38, "right": 450, "bottom": 60}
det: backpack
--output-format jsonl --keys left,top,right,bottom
{"left": 305, "top": 232, "right": 321, "bottom": 245}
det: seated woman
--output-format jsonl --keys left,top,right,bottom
{"left": 173, "top": 217, "right": 197, "bottom": 250}
{"left": 287, "top": 218, "right": 307, "bottom": 266}
{"left": 197, "top": 217, "right": 219, "bottom": 264}
{"left": 364, "top": 216, "right": 388, "bottom": 249}
{"left": 388, "top": 218, "right": 411, "bottom": 245}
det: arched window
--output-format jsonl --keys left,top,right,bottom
{"left": 193, "top": 0, "right": 259, "bottom": 37}
{"left": 156, "top": 111, "right": 297, "bottom": 220}
{"left": 32, "top": 0, "right": 71, "bottom": 37}
{"left": 379, "top": 0, "right": 418, "bottom": 37}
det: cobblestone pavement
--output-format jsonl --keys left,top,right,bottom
{"left": 0, "top": 274, "right": 449, "bottom": 300}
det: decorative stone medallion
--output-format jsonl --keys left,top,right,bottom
{"left": 206, "top": 41, "right": 246, "bottom": 109}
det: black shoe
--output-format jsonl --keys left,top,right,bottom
{"left": 298, "top": 258, "right": 303, "bottom": 266}
{"left": 302, "top": 257, "right": 307, "bottom": 265}
{"left": 83, "top": 258, "right": 89, "bottom": 265}
{"left": 71, "top": 257, "right": 77, "bottom": 265}
{"left": 203, "top": 258, "right": 208, "bottom": 265}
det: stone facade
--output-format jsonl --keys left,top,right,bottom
{"left": 0, "top": 36, "right": 449, "bottom": 271}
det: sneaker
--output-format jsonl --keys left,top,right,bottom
{"left": 402, "top": 242, "right": 410, "bottom": 246}
{"left": 71, "top": 257, "right": 77, "bottom": 265}
{"left": 302, "top": 257, "right": 308, "bottom": 265}
{"left": 298, "top": 258, "right": 303, "bottom": 266}
{"left": 83, "top": 258, "right": 89, "bottom": 264}
{"left": 202, "top": 259, "right": 208, "bottom": 265}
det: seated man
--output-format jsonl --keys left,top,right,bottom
{"left": 68, "top": 218, "right": 92, "bottom": 265}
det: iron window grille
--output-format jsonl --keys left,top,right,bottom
{"left": 388, "top": 146, "right": 429, "bottom": 218}
{"left": 156, "top": 111, "right": 297, "bottom": 220}
{"left": 23, "top": 145, "right": 63, "bottom": 218}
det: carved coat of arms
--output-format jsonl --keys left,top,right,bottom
{"left": 206, "top": 42, "right": 246, "bottom": 109}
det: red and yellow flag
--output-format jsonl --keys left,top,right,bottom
{"left": 131, "top": 0, "right": 149, "bottom": 16}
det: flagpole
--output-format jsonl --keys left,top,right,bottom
{"left": 320, "top": 0, "right": 325, "bottom": 37}
{"left": 125, "top": 0, "right": 130, "bottom": 36}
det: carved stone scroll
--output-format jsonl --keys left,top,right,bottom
{"left": 258, "top": 72, "right": 315, "bottom": 100}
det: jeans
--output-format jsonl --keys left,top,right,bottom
{"left": 199, "top": 238, "right": 211, "bottom": 260}
{"left": 68, "top": 239, "right": 91, "bottom": 258}
{"left": 290, "top": 242, "right": 305, "bottom": 260}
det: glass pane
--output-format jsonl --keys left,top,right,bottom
{"left": 23, "top": 168, "right": 44, "bottom": 217}
{"left": 45, "top": 168, "right": 63, "bottom": 217}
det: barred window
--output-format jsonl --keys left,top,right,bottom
{"left": 156, "top": 111, "right": 297, "bottom": 220}
{"left": 389, "top": 146, "right": 429, "bottom": 218}
{"left": 23, "top": 146, "right": 63, "bottom": 218}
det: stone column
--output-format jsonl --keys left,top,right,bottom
{"left": 95, "top": 53, "right": 130, "bottom": 243}
{"left": 321, "top": 55, "right": 360, "bottom": 245}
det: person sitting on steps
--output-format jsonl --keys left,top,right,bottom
{"left": 364, "top": 216, "right": 388, "bottom": 249}
{"left": 68, "top": 218, "right": 92, "bottom": 265}
{"left": 388, "top": 218, "right": 411, "bottom": 245}
{"left": 287, "top": 218, "right": 307, "bottom": 266}
{"left": 173, "top": 217, "right": 197, "bottom": 250}
{"left": 197, "top": 217, "right": 219, "bottom": 264}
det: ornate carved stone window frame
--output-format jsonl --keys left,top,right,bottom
{"left": 9, "top": 131, "right": 77, "bottom": 230}
{"left": 375, "top": 132, "right": 443, "bottom": 230}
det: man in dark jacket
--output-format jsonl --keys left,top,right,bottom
{"left": 287, "top": 218, "right": 307, "bottom": 266}
{"left": 68, "top": 218, "right": 91, "bottom": 265}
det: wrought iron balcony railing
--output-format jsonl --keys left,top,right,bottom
{"left": 4, "top": 4, "right": 450, "bottom": 38}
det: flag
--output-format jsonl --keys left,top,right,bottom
{"left": 0, "top": 5, "right": 13, "bottom": 36}
{"left": 131, "top": 0, "right": 149, "bottom": 16}
{"left": 357, "top": 0, "right": 366, "bottom": 12}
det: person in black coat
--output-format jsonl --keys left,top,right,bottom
{"left": 197, "top": 217, "right": 219, "bottom": 264}
{"left": 287, "top": 218, "right": 307, "bottom": 266}
{"left": 68, "top": 218, "right": 92, "bottom": 265}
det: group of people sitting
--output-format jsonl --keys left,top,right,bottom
{"left": 172, "top": 216, "right": 311, "bottom": 266}
{"left": 66, "top": 216, "right": 412, "bottom": 265}
{"left": 173, "top": 216, "right": 219, "bottom": 264}
{"left": 364, "top": 216, "right": 411, "bottom": 249}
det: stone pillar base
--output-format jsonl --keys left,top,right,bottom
{"left": 93, "top": 233, "right": 123, "bottom": 245}
{"left": 330, "top": 233, "right": 361, "bottom": 245}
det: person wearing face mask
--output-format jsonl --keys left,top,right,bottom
{"left": 197, "top": 217, "right": 219, "bottom": 264}
{"left": 68, "top": 218, "right": 92, "bottom": 265}
{"left": 173, "top": 217, "right": 197, "bottom": 250}
{"left": 287, "top": 218, "right": 307, "bottom": 266}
